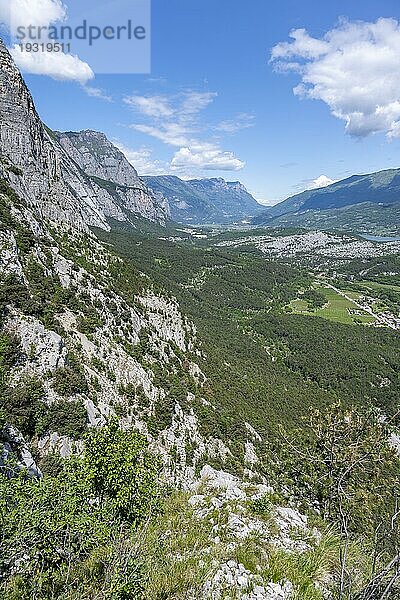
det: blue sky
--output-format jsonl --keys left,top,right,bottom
{"left": 3, "top": 0, "right": 400, "bottom": 204}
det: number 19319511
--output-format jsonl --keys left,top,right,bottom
{"left": 18, "top": 43, "right": 72, "bottom": 53}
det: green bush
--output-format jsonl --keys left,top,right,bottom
{"left": 84, "top": 420, "right": 162, "bottom": 523}
{"left": 0, "top": 275, "right": 31, "bottom": 321}
{"left": 303, "top": 289, "right": 327, "bottom": 309}
{"left": 0, "top": 332, "right": 21, "bottom": 382}
{"left": 52, "top": 355, "right": 88, "bottom": 397}
{"left": 42, "top": 399, "right": 88, "bottom": 439}
{"left": 0, "top": 421, "right": 162, "bottom": 599}
{"left": 1, "top": 378, "right": 46, "bottom": 438}
{"left": 249, "top": 494, "right": 273, "bottom": 518}
{"left": 39, "top": 452, "right": 64, "bottom": 477}
{"left": 8, "top": 165, "right": 23, "bottom": 177}
{"left": 77, "top": 309, "right": 103, "bottom": 335}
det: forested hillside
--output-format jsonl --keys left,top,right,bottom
{"left": 1, "top": 34, "right": 400, "bottom": 600}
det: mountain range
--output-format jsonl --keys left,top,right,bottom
{"left": 5, "top": 23, "right": 398, "bottom": 237}
{"left": 143, "top": 175, "right": 264, "bottom": 224}
{"left": 255, "top": 169, "right": 400, "bottom": 234}
{"left": 0, "top": 36, "right": 260, "bottom": 230}
{"left": 1, "top": 36, "right": 400, "bottom": 599}
{"left": 0, "top": 39, "right": 170, "bottom": 230}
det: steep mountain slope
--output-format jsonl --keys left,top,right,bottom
{"left": 0, "top": 178, "right": 211, "bottom": 479}
{"left": 0, "top": 163, "right": 323, "bottom": 598}
{"left": 1, "top": 39, "right": 400, "bottom": 600}
{"left": 0, "top": 40, "right": 107, "bottom": 231}
{"left": 56, "top": 130, "right": 168, "bottom": 223}
{"left": 255, "top": 167, "right": 400, "bottom": 231}
{"left": 0, "top": 39, "right": 165, "bottom": 229}
{"left": 0, "top": 37, "right": 235, "bottom": 485}
{"left": 57, "top": 130, "right": 142, "bottom": 185}
{"left": 142, "top": 175, "right": 210, "bottom": 224}
{"left": 266, "top": 200, "right": 400, "bottom": 236}
{"left": 143, "top": 175, "right": 263, "bottom": 224}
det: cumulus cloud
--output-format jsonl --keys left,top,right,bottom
{"left": 10, "top": 44, "right": 93, "bottom": 83}
{"left": 271, "top": 18, "right": 400, "bottom": 138}
{"left": 125, "top": 90, "right": 245, "bottom": 172}
{"left": 171, "top": 146, "right": 245, "bottom": 171}
{"left": 0, "top": 0, "right": 66, "bottom": 32}
{"left": 1, "top": 0, "right": 93, "bottom": 83}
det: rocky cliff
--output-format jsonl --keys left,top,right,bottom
{"left": 0, "top": 40, "right": 109, "bottom": 230}
{"left": 0, "top": 39, "right": 166, "bottom": 230}
{"left": 56, "top": 130, "right": 168, "bottom": 223}
{"left": 0, "top": 39, "right": 355, "bottom": 600}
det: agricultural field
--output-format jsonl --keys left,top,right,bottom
{"left": 288, "top": 285, "right": 376, "bottom": 325}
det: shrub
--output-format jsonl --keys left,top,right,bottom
{"left": 39, "top": 453, "right": 63, "bottom": 477}
{"left": 8, "top": 165, "right": 23, "bottom": 176}
{"left": 303, "top": 289, "right": 327, "bottom": 309}
{"left": 52, "top": 355, "right": 88, "bottom": 397}
{"left": 41, "top": 399, "right": 88, "bottom": 439}
{"left": 77, "top": 309, "right": 103, "bottom": 335}
{"left": 0, "top": 421, "right": 161, "bottom": 598}
{"left": 1, "top": 377, "right": 46, "bottom": 439}
{"left": 0, "top": 423, "right": 159, "bottom": 600}
{"left": 84, "top": 420, "right": 162, "bottom": 523}
{"left": 249, "top": 494, "right": 273, "bottom": 518}
{"left": 0, "top": 332, "right": 22, "bottom": 381}
{"left": 0, "top": 275, "right": 31, "bottom": 321}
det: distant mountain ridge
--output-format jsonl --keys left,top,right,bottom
{"left": 0, "top": 34, "right": 261, "bottom": 231}
{"left": 143, "top": 175, "right": 264, "bottom": 224}
{"left": 268, "top": 201, "right": 400, "bottom": 236}
{"left": 254, "top": 167, "right": 400, "bottom": 234}
{"left": 255, "top": 167, "right": 400, "bottom": 228}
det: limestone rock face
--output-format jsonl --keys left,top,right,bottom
{"left": 0, "top": 39, "right": 108, "bottom": 230}
{"left": 0, "top": 39, "right": 166, "bottom": 229}
{"left": 1, "top": 426, "right": 41, "bottom": 478}
{"left": 9, "top": 314, "right": 67, "bottom": 376}
{"left": 57, "top": 130, "right": 167, "bottom": 223}
{"left": 57, "top": 130, "right": 140, "bottom": 186}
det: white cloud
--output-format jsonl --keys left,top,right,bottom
{"left": 215, "top": 113, "right": 255, "bottom": 133}
{"left": 171, "top": 147, "right": 245, "bottom": 171}
{"left": 1, "top": 0, "right": 93, "bottom": 83}
{"left": 125, "top": 89, "right": 245, "bottom": 172}
{"left": 10, "top": 44, "right": 93, "bottom": 83}
{"left": 271, "top": 18, "right": 400, "bottom": 138}
{"left": 271, "top": 27, "right": 328, "bottom": 61}
{"left": 114, "top": 142, "right": 169, "bottom": 176}
{"left": 130, "top": 123, "right": 191, "bottom": 147}
{"left": 83, "top": 86, "right": 112, "bottom": 102}
{"left": 306, "top": 175, "right": 336, "bottom": 190}
{"left": 180, "top": 91, "right": 217, "bottom": 116}
{"left": 124, "top": 91, "right": 216, "bottom": 120}
{"left": 124, "top": 95, "right": 174, "bottom": 118}
{"left": 0, "top": 0, "right": 66, "bottom": 32}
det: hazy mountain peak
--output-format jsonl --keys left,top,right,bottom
{"left": 143, "top": 174, "right": 263, "bottom": 224}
